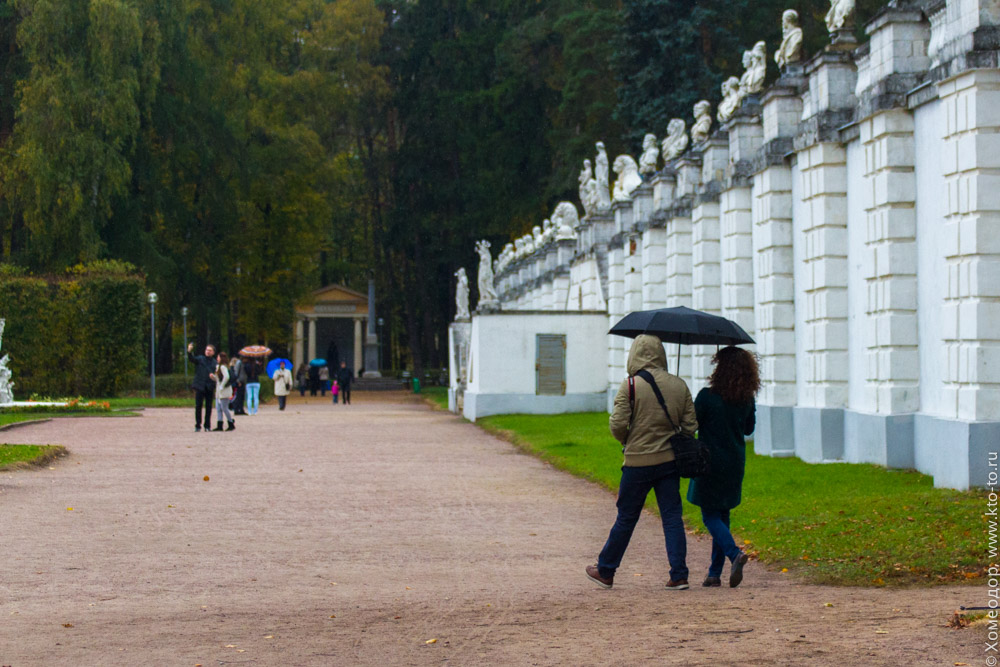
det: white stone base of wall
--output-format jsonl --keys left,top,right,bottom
{"left": 793, "top": 407, "right": 845, "bottom": 463}
{"left": 914, "top": 415, "right": 1000, "bottom": 490}
{"left": 754, "top": 405, "right": 796, "bottom": 457}
{"left": 462, "top": 392, "right": 606, "bottom": 421}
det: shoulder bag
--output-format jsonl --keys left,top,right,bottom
{"left": 633, "top": 369, "right": 710, "bottom": 478}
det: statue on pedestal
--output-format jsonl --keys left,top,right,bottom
{"left": 541, "top": 218, "right": 555, "bottom": 245}
{"left": 577, "top": 160, "right": 597, "bottom": 215}
{"left": 826, "top": 0, "right": 855, "bottom": 33}
{"left": 594, "top": 142, "right": 612, "bottom": 212}
{"left": 741, "top": 41, "right": 767, "bottom": 96}
{"left": 639, "top": 134, "right": 659, "bottom": 175}
{"left": 661, "top": 119, "right": 689, "bottom": 161}
{"left": 691, "top": 101, "right": 713, "bottom": 144}
{"left": 612, "top": 155, "right": 643, "bottom": 202}
{"left": 454, "top": 268, "right": 470, "bottom": 321}
{"left": 775, "top": 10, "right": 803, "bottom": 69}
{"left": 717, "top": 76, "right": 742, "bottom": 123}
{"left": 476, "top": 240, "right": 498, "bottom": 309}
{"left": 552, "top": 202, "right": 580, "bottom": 240}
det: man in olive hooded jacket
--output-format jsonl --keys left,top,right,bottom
{"left": 586, "top": 334, "right": 698, "bottom": 590}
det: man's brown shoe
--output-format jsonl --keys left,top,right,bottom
{"left": 585, "top": 565, "right": 613, "bottom": 589}
{"left": 664, "top": 579, "right": 689, "bottom": 590}
{"left": 702, "top": 576, "right": 722, "bottom": 587}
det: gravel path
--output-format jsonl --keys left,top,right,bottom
{"left": 0, "top": 395, "right": 980, "bottom": 666}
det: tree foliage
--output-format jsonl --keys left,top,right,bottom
{"left": 0, "top": 0, "right": 891, "bottom": 375}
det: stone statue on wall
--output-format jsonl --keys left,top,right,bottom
{"left": 639, "top": 133, "right": 659, "bottom": 175}
{"left": 500, "top": 242, "right": 514, "bottom": 271}
{"left": 541, "top": 218, "right": 555, "bottom": 245}
{"left": 532, "top": 225, "right": 544, "bottom": 247}
{"left": 513, "top": 237, "right": 526, "bottom": 261}
{"left": 826, "top": 0, "right": 855, "bottom": 33}
{"left": 775, "top": 10, "right": 803, "bottom": 69}
{"left": 552, "top": 202, "right": 580, "bottom": 240}
{"left": 594, "top": 142, "right": 612, "bottom": 212}
{"left": 578, "top": 159, "right": 595, "bottom": 216}
{"left": 475, "top": 240, "right": 497, "bottom": 308}
{"left": 522, "top": 233, "right": 535, "bottom": 255}
{"left": 454, "top": 268, "right": 470, "bottom": 320}
{"left": 612, "top": 155, "right": 643, "bottom": 202}
{"left": 717, "top": 76, "right": 742, "bottom": 123}
{"left": 742, "top": 41, "right": 767, "bottom": 96}
{"left": 691, "top": 101, "right": 713, "bottom": 144}
{"left": 661, "top": 119, "right": 689, "bottom": 161}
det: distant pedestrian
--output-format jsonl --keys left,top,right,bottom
{"left": 212, "top": 352, "right": 235, "bottom": 432}
{"left": 244, "top": 358, "right": 261, "bottom": 415}
{"left": 231, "top": 355, "right": 247, "bottom": 415}
{"left": 586, "top": 334, "right": 697, "bottom": 591}
{"left": 296, "top": 365, "right": 308, "bottom": 397}
{"left": 308, "top": 363, "right": 320, "bottom": 396}
{"left": 336, "top": 361, "right": 353, "bottom": 405}
{"left": 273, "top": 361, "right": 293, "bottom": 411}
{"left": 687, "top": 346, "right": 759, "bottom": 588}
{"left": 331, "top": 379, "right": 340, "bottom": 404}
{"left": 319, "top": 365, "right": 330, "bottom": 397}
{"left": 187, "top": 342, "right": 217, "bottom": 433}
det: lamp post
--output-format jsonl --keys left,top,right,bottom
{"left": 377, "top": 317, "right": 384, "bottom": 372}
{"left": 181, "top": 306, "right": 189, "bottom": 380}
{"left": 148, "top": 292, "right": 158, "bottom": 399}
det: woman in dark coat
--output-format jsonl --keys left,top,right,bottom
{"left": 687, "top": 346, "right": 760, "bottom": 588}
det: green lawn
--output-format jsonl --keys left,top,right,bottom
{"left": 0, "top": 444, "right": 67, "bottom": 470}
{"left": 479, "top": 412, "right": 983, "bottom": 587}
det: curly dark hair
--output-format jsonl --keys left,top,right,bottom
{"left": 708, "top": 346, "right": 760, "bottom": 404}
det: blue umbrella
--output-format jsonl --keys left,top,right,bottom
{"left": 309, "top": 358, "right": 327, "bottom": 367}
{"left": 267, "top": 358, "right": 292, "bottom": 378}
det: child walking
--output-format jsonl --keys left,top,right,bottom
{"left": 331, "top": 379, "right": 340, "bottom": 404}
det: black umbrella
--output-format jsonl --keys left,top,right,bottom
{"left": 609, "top": 306, "right": 755, "bottom": 370}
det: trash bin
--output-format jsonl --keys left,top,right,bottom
{"left": 412, "top": 377, "right": 421, "bottom": 393}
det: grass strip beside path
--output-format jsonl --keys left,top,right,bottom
{"left": 479, "top": 412, "right": 982, "bottom": 587}
{"left": 0, "top": 444, "right": 67, "bottom": 470}
{"left": 422, "top": 387, "right": 449, "bottom": 410}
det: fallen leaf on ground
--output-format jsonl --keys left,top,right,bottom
{"left": 823, "top": 603, "right": 833, "bottom": 607}
{"left": 62, "top": 623, "right": 73, "bottom": 628}
{"left": 781, "top": 568, "right": 788, "bottom": 573}
{"left": 225, "top": 644, "right": 237, "bottom": 648}
{"left": 329, "top": 615, "right": 336, "bottom": 618}
{"left": 66, "top": 507, "right": 73, "bottom": 511}
{"left": 875, "top": 630, "right": 888, "bottom": 634}
{"left": 425, "top": 638, "right": 437, "bottom": 644}
{"left": 955, "top": 662, "right": 969, "bottom": 665}
{"left": 264, "top": 635, "right": 274, "bottom": 639}
{"left": 203, "top": 476, "right": 210, "bottom": 482}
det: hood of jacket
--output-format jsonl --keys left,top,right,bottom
{"left": 627, "top": 334, "right": 667, "bottom": 375}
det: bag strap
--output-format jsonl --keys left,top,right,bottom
{"left": 634, "top": 369, "right": 681, "bottom": 435}
{"left": 623, "top": 376, "right": 636, "bottom": 447}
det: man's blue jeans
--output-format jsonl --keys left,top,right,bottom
{"left": 597, "top": 461, "right": 688, "bottom": 582}
{"left": 700, "top": 508, "right": 743, "bottom": 577}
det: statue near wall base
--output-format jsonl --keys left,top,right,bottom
{"left": 552, "top": 202, "right": 580, "bottom": 240}
{"left": 454, "top": 268, "right": 470, "bottom": 321}
{"left": 0, "top": 319, "right": 13, "bottom": 406}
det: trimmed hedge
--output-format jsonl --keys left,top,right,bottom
{"left": 0, "top": 262, "right": 145, "bottom": 397}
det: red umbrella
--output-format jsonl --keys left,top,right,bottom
{"left": 239, "top": 345, "right": 272, "bottom": 358}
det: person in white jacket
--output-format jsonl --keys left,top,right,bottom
{"left": 211, "top": 352, "right": 235, "bottom": 431}
{"left": 272, "top": 361, "right": 293, "bottom": 411}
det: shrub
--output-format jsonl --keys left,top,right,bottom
{"left": 0, "top": 264, "right": 145, "bottom": 397}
